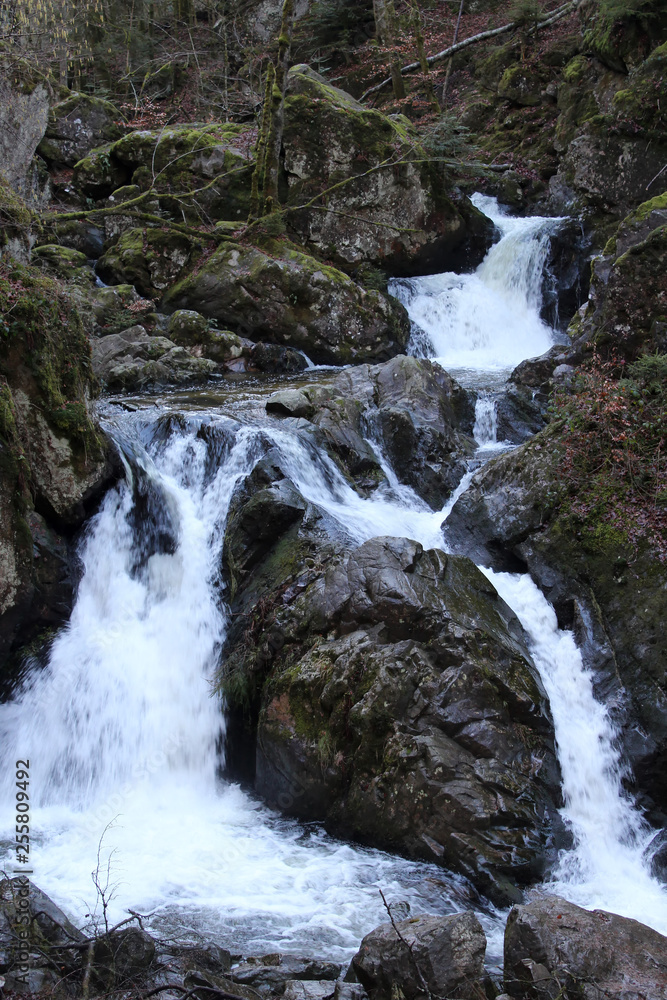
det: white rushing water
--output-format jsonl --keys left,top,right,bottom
{"left": 391, "top": 194, "right": 559, "bottom": 379}
{"left": 2, "top": 192, "right": 666, "bottom": 965}
{"left": 481, "top": 571, "right": 667, "bottom": 934}
{"left": 0, "top": 413, "right": 493, "bottom": 962}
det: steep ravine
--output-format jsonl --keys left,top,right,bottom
{"left": 1, "top": 195, "right": 666, "bottom": 983}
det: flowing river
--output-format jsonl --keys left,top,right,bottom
{"left": 1, "top": 196, "right": 666, "bottom": 967}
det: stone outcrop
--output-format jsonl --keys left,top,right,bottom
{"left": 282, "top": 66, "right": 495, "bottom": 277}
{"left": 569, "top": 193, "right": 667, "bottom": 359}
{"left": 0, "top": 258, "right": 113, "bottom": 670}
{"left": 164, "top": 241, "right": 410, "bottom": 365}
{"left": 504, "top": 895, "right": 667, "bottom": 1000}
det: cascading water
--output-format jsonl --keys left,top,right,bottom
{"left": 2, "top": 192, "right": 667, "bottom": 969}
{"left": 391, "top": 194, "right": 560, "bottom": 385}
{"left": 0, "top": 410, "right": 497, "bottom": 961}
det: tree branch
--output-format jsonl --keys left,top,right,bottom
{"left": 360, "top": 0, "right": 579, "bottom": 101}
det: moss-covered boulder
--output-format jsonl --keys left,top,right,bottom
{"left": 38, "top": 93, "right": 124, "bottom": 168}
{"left": 549, "top": 42, "right": 667, "bottom": 218}
{"left": 164, "top": 240, "right": 410, "bottom": 364}
{"left": 570, "top": 195, "right": 667, "bottom": 359}
{"left": 0, "top": 262, "right": 113, "bottom": 669}
{"left": 497, "top": 65, "right": 544, "bottom": 106}
{"left": 72, "top": 124, "right": 254, "bottom": 223}
{"left": 97, "top": 227, "right": 198, "bottom": 299}
{"left": 0, "top": 173, "right": 33, "bottom": 262}
{"left": 281, "top": 66, "right": 494, "bottom": 276}
{"left": 166, "top": 310, "right": 248, "bottom": 363}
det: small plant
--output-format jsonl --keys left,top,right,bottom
{"left": 420, "top": 111, "right": 478, "bottom": 159}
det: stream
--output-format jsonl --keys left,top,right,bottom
{"left": 1, "top": 195, "right": 666, "bottom": 968}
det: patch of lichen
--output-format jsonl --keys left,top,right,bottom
{"left": 0, "top": 263, "right": 102, "bottom": 455}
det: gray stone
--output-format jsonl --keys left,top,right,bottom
{"left": 351, "top": 912, "right": 486, "bottom": 1000}
{"left": 504, "top": 895, "right": 667, "bottom": 1000}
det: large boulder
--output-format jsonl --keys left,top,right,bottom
{"left": 73, "top": 124, "right": 254, "bottom": 222}
{"left": 282, "top": 66, "right": 495, "bottom": 277}
{"left": 0, "top": 80, "right": 49, "bottom": 201}
{"left": 504, "top": 895, "right": 667, "bottom": 999}
{"left": 164, "top": 240, "right": 410, "bottom": 365}
{"left": 97, "top": 227, "right": 198, "bottom": 300}
{"left": 220, "top": 448, "right": 563, "bottom": 905}
{"left": 351, "top": 912, "right": 486, "bottom": 1000}
{"left": 38, "top": 93, "right": 124, "bottom": 168}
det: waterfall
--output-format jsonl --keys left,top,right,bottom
{"left": 473, "top": 396, "right": 498, "bottom": 450}
{"left": 2, "top": 194, "right": 666, "bottom": 963}
{"left": 481, "top": 571, "right": 667, "bottom": 933}
{"left": 391, "top": 194, "right": 559, "bottom": 377}
{"left": 0, "top": 411, "right": 494, "bottom": 961}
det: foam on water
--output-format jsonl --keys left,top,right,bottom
{"left": 391, "top": 194, "right": 559, "bottom": 375}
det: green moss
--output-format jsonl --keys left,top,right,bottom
{"left": 621, "top": 191, "right": 667, "bottom": 226}
{"left": 563, "top": 54, "right": 589, "bottom": 83}
{"left": 0, "top": 263, "right": 102, "bottom": 455}
{"left": 0, "top": 174, "right": 32, "bottom": 253}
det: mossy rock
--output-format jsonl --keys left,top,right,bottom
{"left": 31, "top": 244, "right": 93, "bottom": 282}
{"left": 497, "top": 64, "right": 544, "bottom": 106}
{"left": 73, "top": 124, "right": 254, "bottom": 222}
{"left": 164, "top": 239, "right": 410, "bottom": 365}
{"left": 281, "top": 65, "right": 494, "bottom": 275}
{"left": 38, "top": 93, "right": 124, "bottom": 168}
{"left": 97, "top": 226, "right": 199, "bottom": 299}
{"left": 0, "top": 173, "right": 33, "bottom": 260}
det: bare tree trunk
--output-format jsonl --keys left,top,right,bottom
{"left": 263, "top": 0, "right": 294, "bottom": 214}
{"left": 441, "top": 0, "right": 464, "bottom": 102}
{"left": 412, "top": 1, "right": 439, "bottom": 113}
{"left": 248, "top": 62, "right": 275, "bottom": 221}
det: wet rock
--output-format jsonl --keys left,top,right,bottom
{"left": 283, "top": 66, "right": 494, "bottom": 277}
{"left": 495, "top": 345, "right": 582, "bottom": 444}
{"left": 164, "top": 240, "right": 409, "bottom": 365}
{"left": 266, "top": 356, "right": 475, "bottom": 508}
{"left": 185, "top": 969, "right": 262, "bottom": 1000}
{"left": 232, "top": 957, "right": 341, "bottom": 994}
{"left": 351, "top": 912, "right": 486, "bottom": 1000}
{"left": 251, "top": 342, "right": 309, "bottom": 374}
{"left": 91, "top": 325, "right": 218, "bottom": 392}
{"left": 223, "top": 504, "right": 563, "bottom": 902}
{"left": 504, "top": 895, "right": 667, "bottom": 999}
{"left": 444, "top": 426, "right": 667, "bottom": 819}
{"left": 282, "top": 983, "right": 336, "bottom": 1000}
{"left": 38, "top": 93, "right": 123, "bottom": 168}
